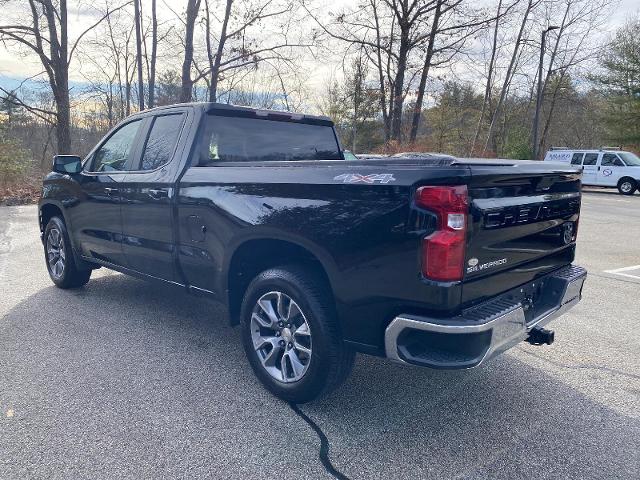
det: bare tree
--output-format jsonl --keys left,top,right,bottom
{"left": 148, "top": 0, "right": 158, "bottom": 108}
{"left": 134, "top": 0, "right": 144, "bottom": 110}
{"left": 180, "top": 0, "right": 202, "bottom": 102}
{"left": 535, "top": 0, "right": 609, "bottom": 155}
{"left": 204, "top": 0, "right": 232, "bottom": 102}
{"left": 197, "top": 0, "right": 307, "bottom": 104}
{"left": 470, "top": 0, "right": 504, "bottom": 155}
{"left": 482, "top": 0, "right": 541, "bottom": 156}
{"left": 309, "top": 0, "right": 484, "bottom": 143}
{"left": 0, "top": 0, "right": 128, "bottom": 153}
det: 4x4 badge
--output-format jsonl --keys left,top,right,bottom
{"left": 333, "top": 173, "right": 396, "bottom": 184}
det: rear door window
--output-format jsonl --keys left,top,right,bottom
{"left": 198, "top": 115, "right": 341, "bottom": 165}
{"left": 583, "top": 153, "right": 598, "bottom": 166}
{"left": 138, "top": 113, "right": 185, "bottom": 171}
{"left": 571, "top": 153, "right": 584, "bottom": 165}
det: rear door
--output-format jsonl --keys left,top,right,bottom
{"left": 581, "top": 152, "right": 599, "bottom": 185}
{"left": 120, "top": 111, "right": 188, "bottom": 282}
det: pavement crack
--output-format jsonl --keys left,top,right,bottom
{"left": 516, "top": 347, "right": 640, "bottom": 381}
{"left": 288, "top": 403, "right": 351, "bottom": 480}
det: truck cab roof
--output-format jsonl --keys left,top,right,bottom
{"left": 137, "top": 102, "right": 333, "bottom": 126}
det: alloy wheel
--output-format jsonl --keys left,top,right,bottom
{"left": 250, "top": 291, "right": 312, "bottom": 383}
{"left": 46, "top": 228, "right": 65, "bottom": 279}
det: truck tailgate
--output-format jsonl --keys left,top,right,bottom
{"left": 461, "top": 160, "right": 581, "bottom": 306}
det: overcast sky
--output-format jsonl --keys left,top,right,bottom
{"left": 0, "top": 0, "right": 637, "bottom": 93}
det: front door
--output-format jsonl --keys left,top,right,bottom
{"left": 597, "top": 153, "right": 625, "bottom": 187}
{"left": 69, "top": 118, "right": 145, "bottom": 266}
{"left": 581, "top": 152, "right": 599, "bottom": 185}
{"left": 120, "top": 112, "right": 187, "bottom": 282}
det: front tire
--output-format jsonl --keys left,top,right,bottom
{"left": 617, "top": 178, "right": 637, "bottom": 195}
{"left": 240, "top": 265, "right": 354, "bottom": 403}
{"left": 44, "top": 216, "right": 91, "bottom": 289}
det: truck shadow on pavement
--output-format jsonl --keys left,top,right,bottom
{"left": 2, "top": 273, "right": 638, "bottom": 480}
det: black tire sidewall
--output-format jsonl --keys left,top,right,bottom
{"left": 240, "top": 268, "right": 337, "bottom": 403}
{"left": 44, "top": 216, "right": 89, "bottom": 288}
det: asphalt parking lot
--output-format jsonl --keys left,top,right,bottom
{"left": 1, "top": 189, "right": 639, "bottom": 480}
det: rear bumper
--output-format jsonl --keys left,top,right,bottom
{"left": 385, "top": 264, "right": 587, "bottom": 369}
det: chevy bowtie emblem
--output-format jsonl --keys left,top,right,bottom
{"left": 333, "top": 173, "right": 396, "bottom": 184}
{"left": 563, "top": 222, "right": 574, "bottom": 245}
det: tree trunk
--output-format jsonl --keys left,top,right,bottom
{"left": 409, "top": 0, "right": 443, "bottom": 143}
{"left": 371, "top": 0, "right": 390, "bottom": 142}
{"left": 134, "top": 0, "right": 144, "bottom": 110}
{"left": 209, "top": 0, "right": 233, "bottom": 102}
{"left": 148, "top": 0, "right": 157, "bottom": 108}
{"left": 390, "top": 30, "right": 409, "bottom": 141}
{"left": 56, "top": 0, "right": 71, "bottom": 153}
{"left": 483, "top": 0, "right": 535, "bottom": 156}
{"left": 470, "top": 0, "right": 502, "bottom": 155}
{"left": 55, "top": 92, "right": 72, "bottom": 153}
{"left": 180, "top": 0, "right": 201, "bottom": 103}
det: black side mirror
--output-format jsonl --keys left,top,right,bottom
{"left": 52, "top": 155, "right": 82, "bottom": 174}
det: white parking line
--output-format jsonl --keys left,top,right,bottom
{"left": 604, "top": 265, "right": 640, "bottom": 279}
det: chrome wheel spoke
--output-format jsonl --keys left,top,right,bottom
{"left": 294, "top": 322, "right": 310, "bottom": 337}
{"left": 257, "top": 296, "right": 280, "bottom": 328}
{"left": 276, "top": 292, "right": 288, "bottom": 320}
{"left": 280, "top": 353, "right": 289, "bottom": 381}
{"left": 285, "top": 349, "right": 305, "bottom": 380}
{"left": 46, "top": 228, "right": 65, "bottom": 279}
{"left": 286, "top": 301, "right": 301, "bottom": 322}
{"left": 293, "top": 341, "right": 311, "bottom": 357}
{"left": 260, "top": 340, "right": 282, "bottom": 368}
{"left": 251, "top": 312, "right": 272, "bottom": 329}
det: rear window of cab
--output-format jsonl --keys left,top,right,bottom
{"left": 198, "top": 115, "right": 342, "bottom": 165}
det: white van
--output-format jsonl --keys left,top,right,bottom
{"left": 544, "top": 147, "right": 640, "bottom": 195}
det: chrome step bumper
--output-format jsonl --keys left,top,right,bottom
{"left": 385, "top": 265, "right": 587, "bottom": 369}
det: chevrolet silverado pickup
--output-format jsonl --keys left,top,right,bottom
{"left": 39, "top": 102, "right": 587, "bottom": 403}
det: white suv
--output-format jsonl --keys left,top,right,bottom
{"left": 544, "top": 148, "right": 640, "bottom": 195}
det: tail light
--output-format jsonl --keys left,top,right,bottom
{"left": 415, "top": 185, "right": 468, "bottom": 282}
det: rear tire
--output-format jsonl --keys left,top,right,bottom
{"left": 240, "top": 265, "right": 354, "bottom": 403}
{"left": 44, "top": 216, "right": 91, "bottom": 289}
{"left": 617, "top": 178, "right": 637, "bottom": 195}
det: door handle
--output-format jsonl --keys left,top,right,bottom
{"left": 104, "top": 187, "right": 118, "bottom": 195}
{"left": 148, "top": 188, "right": 169, "bottom": 199}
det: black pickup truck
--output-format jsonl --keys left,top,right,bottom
{"left": 39, "top": 102, "right": 587, "bottom": 402}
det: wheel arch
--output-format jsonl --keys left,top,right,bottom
{"left": 39, "top": 201, "right": 92, "bottom": 269}
{"left": 617, "top": 176, "right": 637, "bottom": 194}
{"left": 225, "top": 237, "right": 338, "bottom": 326}
{"left": 39, "top": 201, "right": 66, "bottom": 234}
{"left": 617, "top": 176, "right": 637, "bottom": 187}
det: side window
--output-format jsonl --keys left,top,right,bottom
{"left": 91, "top": 120, "right": 142, "bottom": 172}
{"left": 571, "top": 153, "right": 584, "bottom": 165}
{"left": 583, "top": 153, "right": 598, "bottom": 166}
{"left": 139, "top": 113, "right": 185, "bottom": 171}
{"left": 601, "top": 154, "right": 624, "bottom": 167}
